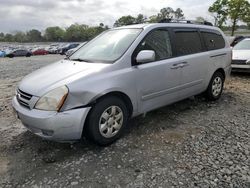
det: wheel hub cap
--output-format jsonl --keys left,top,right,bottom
{"left": 99, "top": 106, "right": 123, "bottom": 138}
{"left": 212, "top": 77, "right": 222, "bottom": 97}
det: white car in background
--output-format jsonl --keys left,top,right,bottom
{"left": 232, "top": 38, "right": 250, "bottom": 72}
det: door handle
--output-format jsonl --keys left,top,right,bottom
{"left": 171, "top": 63, "right": 180, "bottom": 69}
{"left": 171, "top": 62, "right": 189, "bottom": 69}
{"left": 179, "top": 62, "right": 189, "bottom": 68}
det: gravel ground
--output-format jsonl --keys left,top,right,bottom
{"left": 0, "top": 55, "right": 249, "bottom": 187}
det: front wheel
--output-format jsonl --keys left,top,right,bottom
{"left": 84, "top": 96, "right": 129, "bottom": 146}
{"left": 205, "top": 71, "right": 224, "bottom": 101}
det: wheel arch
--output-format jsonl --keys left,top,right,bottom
{"left": 82, "top": 91, "right": 134, "bottom": 140}
{"left": 215, "top": 68, "right": 226, "bottom": 80}
{"left": 90, "top": 91, "right": 134, "bottom": 117}
{"left": 206, "top": 68, "right": 226, "bottom": 89}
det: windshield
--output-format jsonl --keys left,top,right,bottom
{"left": 234, "top": 40, "right": 250, "bottom": 50}
{"left": 70, "top": 29, "right": 142, "bottom": 63}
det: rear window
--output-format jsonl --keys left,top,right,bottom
{"left": 201, "top": 30, "right": 225, "bottom": 50}
{"left": 174, "top": 30, "right": 203, "bottom": 56}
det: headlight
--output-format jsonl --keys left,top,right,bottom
{"left": 246, "top": 59, "right": 250, "bottom": 64}
{"left": 35, "top": 86, "right": 68, "bottom": 111}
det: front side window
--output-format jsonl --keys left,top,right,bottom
{"left": 70, "top": 29, "right": 142, "bottom": 63}
{"left": 202, "top": 30, "right": 225, "bottom": 50}
{"left": 174, "top": 30, "right": 203, "bottom": 56}
{"left": 135, "top": 29, "right": 172, "bottom": 61}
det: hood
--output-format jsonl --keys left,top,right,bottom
{"left": 19, "top": 60, "right": 110, "bottom": 96}
{"left": 232, "top": 50, "right": 250, "bottom": 60}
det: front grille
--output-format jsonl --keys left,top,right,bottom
{"left": 232, "top": 60, "right": 247, "bottom": 65}
{"left": 17, "top": 89, "right": 33, "bottom": 109}
{"left": 18, "top": 89, "right": 32, "bottom": 100}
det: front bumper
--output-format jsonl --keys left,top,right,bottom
{"left": 12, "top": 96, "right": 91, "bottom": 142}
{"left": 231, "top": 64, "right": 250, "bottom": 72}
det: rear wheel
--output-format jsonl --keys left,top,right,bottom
{"left": 84, "top": 96, "right": 129, "bottom": 146}
{"left": 205, "top": 71, "right": 224, "bottom": 101}
{"left": 26, "top": 53, "right": 31, "bottom": 57}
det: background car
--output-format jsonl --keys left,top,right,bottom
{"left": 65, "top": 42, "right": 87, "bottom": 56}
{"left": 0, "top": 50, "right": 6, "bottom": 57}
{"left": 232, "top": 38, "right": 250, "bottom": 72}
{"left": 230, "top": 36, "right": 245, "bottom": 47}
{"left": 6, "top": 49, "right": 32, "bottom": 58}
{"left": 59, "top": 43, "right": 80, "bottom": 55}
{"left": 32, "top": 48, "right": 48, "bottom": 55}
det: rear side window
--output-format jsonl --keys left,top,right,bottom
{"left": 201, "top": 30, "right": 225, "bottom": 50}
{"left": 174, "top": 30, "right": 203, "bottom": 56}
{"left": 135, "top": 29, "right": 172, "bottom": 61}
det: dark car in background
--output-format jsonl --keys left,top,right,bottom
{"left": 6, "top": 49, "right": 32, "bottom": 58}
{"left": 59, "top": 43, "right": 80, "bottom": 55}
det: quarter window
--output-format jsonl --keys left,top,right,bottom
{"left": 174, "top": 30, "right": 203, "bottom": 56}
{"left": 136, "top": 30, "right": 172, "bottom": 61}
{"left": 201, "top": 31, "right": 225, "bottom": 50}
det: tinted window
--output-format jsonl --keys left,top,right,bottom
{"left": 174, "top": 30, "right": 203, "bottom": 55}
{"left": 202, "top": 30, "right": 225, "bottom": 50}
{"left": 136, "top": 30, "right": 172, "bottom": 61}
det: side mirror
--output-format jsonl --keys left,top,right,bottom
{"left": 136, "top": 50, "right": 155, "bottom": 64}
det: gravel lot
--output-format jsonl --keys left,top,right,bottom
{"left": 0, "top": 55, "right": 249, "bottom": 187}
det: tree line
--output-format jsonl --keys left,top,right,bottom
{"left": 0, "top": 24, "right": 108, "bottom": 43}
{"left": 0, "top": 0, "right": 249, "bottom": 42}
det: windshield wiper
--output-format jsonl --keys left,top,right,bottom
{"left": 70, "top": 58, "right": 92, "bottom": 62}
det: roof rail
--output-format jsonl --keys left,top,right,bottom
{"left": 158, "top": 19, "right": 213, "bottom": 26}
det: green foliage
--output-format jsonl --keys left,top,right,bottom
{"left": 148, "top": 7, "right": 185, "bottom": 23}
{"left": 64, "top": 24, "right": 88, "bottom": 42}
{"left": 175, "top": 8, "right": 185, "bottom": 19}
{"left": 135, "top": 14, "right": 147, "bottom": 24}
{"left": 228, "top": 0, "right": 250, "bottom": 35}
{"left": 209, "top": 0, "right": 250, "bottom": 35}
{"left": 44, "top": 26, "right": 65, "bottom": 42}
{"left": 0, "top": 23, "right": 108, "bottom": 43}
{"left": 26, "top": 29, "right": 43, "bottom": 42}
{"left": 13, "top": 31, "right": 27, "bottom": 43}
{"left": 196, "top": 17, "right": 206, "bottom": 22}
{"left": 114, "top": 15, "right": 136, "bottom": 27}
{"left": 113, "top": 14, "right": 147, "bottom": 27}
{"left": 160, "top": 7, "right": 175, "bottom": 19}
{"left": 4, "top": 34, "right": 13, "bottom": 42}
{"left": 0, "top": 33, "right": 5, "bottom": 41}
{"left": 209, "top": 0, "right": 228, "bottom": 27}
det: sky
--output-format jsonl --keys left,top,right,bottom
{"left": 0, "top": 0, "right": 217, "bottom": 33}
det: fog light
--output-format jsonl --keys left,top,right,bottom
{"left": 41, "top": 129, "right": 54, "bottom": 136}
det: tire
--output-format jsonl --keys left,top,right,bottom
{"left": 84, "top": 96, "right": 129, "bottom": 146}
{"left": 205, "top": 71, "right": 224, "bottom": 101}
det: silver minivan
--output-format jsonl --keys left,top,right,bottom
{"left": 12, "top": 22, "right": 232, "bottom": 145}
